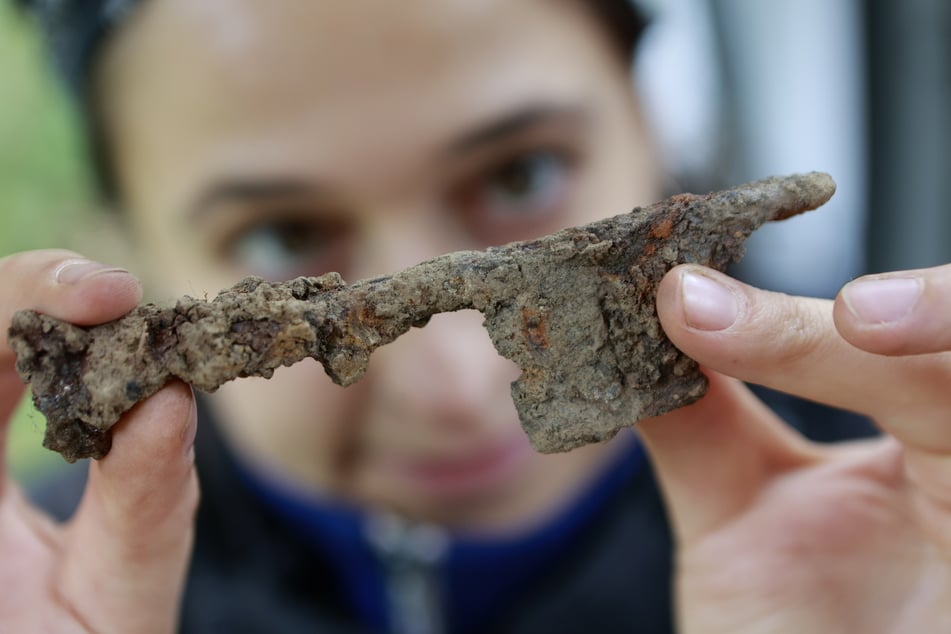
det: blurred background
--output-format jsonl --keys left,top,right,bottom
{"left": 2, "top": 0, "right": 948, "bottom": 481}
{"left": 1, "top": 0, "right": 92, "bottom": 481}
{"left": 636, "top": 0, "right": 950, "bottom": 296}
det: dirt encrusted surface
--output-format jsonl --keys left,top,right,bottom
{"left": 9, "top": 173, "right": 835, "bottom": 462}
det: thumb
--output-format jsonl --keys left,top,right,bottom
{"left": 638, "top": 379, "right": 817, "bottom": 545}
{"left": 59, "top": 380, "right": 198, "bottom": 634}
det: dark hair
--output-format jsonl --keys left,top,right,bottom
{"left": 587, "top": 0, "right": 650, "bottom": 62}
{"left": 16, "top": 0, "right": 139, "bottom": 205}
{"left": 18, "top": 0, "right": 648, "bottom": 206}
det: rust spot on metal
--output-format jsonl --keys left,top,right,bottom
{"left": 521, "top": 307, "right": 549, "bottom": 351}
{"left": 650, "top": 215, "right": 675, "bottom": 240}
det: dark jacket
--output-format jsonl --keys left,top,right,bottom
{"left": 33, "top": 387, "right": 876, "bottom": 633}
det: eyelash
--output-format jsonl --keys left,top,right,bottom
{"left": 216, "top": 212, "right": 349, "bottom": 281}
{"left": 209, "top": 146, "right": 584, "bottom": 278}
{"left": 449, "top": 145, "right": 582, "bottom": 245}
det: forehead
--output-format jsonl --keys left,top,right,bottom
{"left": 99, "top": 0, "right": 621, "bottom": 207}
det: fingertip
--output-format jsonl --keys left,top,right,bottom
{"left": 656, "top": 265, "right": 746, "bottom": 345}
{"left": 48, "top": 258, "right": 143, "bottom": 326}
{"left": 100, "top": 380, "right": 197, "bottom": 475}
{"left": 91, "top": 380, "right": 198, "bottom": 527}
{"left": 0, "top": 250, "right": 142, "bottom": 330}
{"left": 834, "top": 270, "right": 948, "bottom": 356}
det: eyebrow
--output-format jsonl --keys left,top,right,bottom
{"left": 446, "top": 103, "right": 590, "bottom": 157}
{"left": 187, "top": 179, "right": 321, "bottom": 221}
{"left": 187, "top": 103, "right": 590, "bottom": 220}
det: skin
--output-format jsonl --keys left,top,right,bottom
{"left": 1, "top": 2, "right": 656, "bottom": 627}
{"left": 0, "top": 1, "right": 949, "bottom": 632}
{"left": 648, "top": 265, "right": 951, "bottom": 632}
{"left": 96, "top": 0, "right": 659, "bottom": 531}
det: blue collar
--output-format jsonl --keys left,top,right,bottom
{"left": 236, "top": 436, "right": 644, "bottom": 633}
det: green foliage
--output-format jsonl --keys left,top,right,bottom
{"left": 1, "top": 4, "right": 91, "bottom": 481}
{"left": 0, "top": 2, "right": 91, "bottom": 256}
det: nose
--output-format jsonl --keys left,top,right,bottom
{"left": 350, "top": 202, "right": 461, "bottom": 281}
{"left": 351, "top": 208, "right": 520, "bottom": 440}
{"left": 370, "top": 309, "right": 521, "bottom": 438}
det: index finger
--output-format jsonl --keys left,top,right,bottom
{"left": 833, "top": 263, "right": 951, "bottom": 356}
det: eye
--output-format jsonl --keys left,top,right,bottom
{"left": 221, "top": 216, "right": 346, "bottom": 281}
{"left": 452, "top": 149, "right": 577, "bottom": 244}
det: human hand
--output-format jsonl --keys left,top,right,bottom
{"left": 639, "top": 263, "right": 951, "bottom": 633}
{"left": 0, "top": 250, "right": 198, "bottom": 633}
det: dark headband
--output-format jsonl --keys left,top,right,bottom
{"left": 16, "top": 0, "right": 647, "bottom": 204}
{"left": 16, "top": 0, "right": 141, "bottom": 96}
{"left": 19, "top": 0, "right": 648, "bottom": 99}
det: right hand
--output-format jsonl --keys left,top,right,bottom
{"left": 0, "top": 250, "right": 198, "bottom": 633}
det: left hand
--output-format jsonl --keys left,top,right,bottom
{"left": 637, "top": 263, "right": 951, "bottom": 633}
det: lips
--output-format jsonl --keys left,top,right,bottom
{"left": 383, "top": 432, "right": 534, "bottom": 500}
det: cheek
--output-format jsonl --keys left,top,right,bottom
{"left": 573, "top": 106, "right": 661, "bottom": 227}
{"left": 126, "top": 197, "right": 247, "bottom": 299}
{"left": 207, "top": 359, "right": 366, "bottom": 490}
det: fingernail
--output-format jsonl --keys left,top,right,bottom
{"left": 182, "top": 399, "right": 198, "bottom": 459}
{"left": 842, "top": 277, "right": 922, "bottom": 324}
{"left": 55, "top": 259, "right": 129, "bottom": 285}
{"left": 682, "top": 271, "right": 739, "bottom": 331}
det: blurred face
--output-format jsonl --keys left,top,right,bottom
{"left": 97, "top": 0, "right": 661, "bottom": 532}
